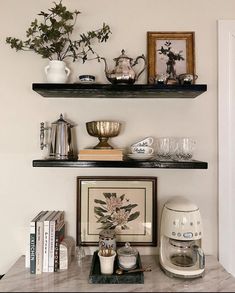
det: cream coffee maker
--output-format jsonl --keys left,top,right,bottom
{"left": 159, "top": 196, "right": 205, "bottom": 278}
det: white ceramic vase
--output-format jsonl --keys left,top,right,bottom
{"left": 45, "top": 60, "right": 70, "bottom": 83}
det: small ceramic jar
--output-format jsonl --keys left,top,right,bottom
{"left": 99, "top": 229, "right": 116, "bottom": 250}
{"left": 117, "top": 242, "right": 138, "bottom": 270}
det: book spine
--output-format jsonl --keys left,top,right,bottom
{"left": 48, "top": 220, "right": 56, "bottom": 272}
{"left": 35, "top": 221, "right": 44, "bottom": 274}
{"left": 42, "top": 220, "right": 50, "bottom": 272}
{"left": 79, "top": 149, "right": 123, "bottom": 155}
{"left": 30, "top": 223, "right": 36, "bottom": 274}
{"left": 54, "top": 230, "right": 60, "bottom": 272}
{"left": 29, "top": 211, "right": 46, "bottom": 274}
{"left": 54, "top": 223, "right": 65, "bottom": 272}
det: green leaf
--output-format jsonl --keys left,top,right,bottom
{"left": 103, "top": 193, "right": 112, "bottom": 199}
{"left": 121, "top": 204, "right": 138, "bottom": 210}
{"left": 96, "top": 215, "right": 112, "bottom": 223}
{"left": 94, "top": 199, "right": 106, "bottom": 205}
{"left": 94, "top": 210, "right": 104, "bottom": 217}
{"left": 94, "top": 206, "right": 107, "bottom": 213}
{"left": 128, "top": 211, "right": 140, "bottom": 222}
{"left": 120, "top": 194, "right": 125, "bottom": 201}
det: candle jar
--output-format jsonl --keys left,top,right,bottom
{"left": 117, "top": 242, "right": 138, "bottom": 270}
{"left": 99, "top": 229, "right": 116, "bottom": 250}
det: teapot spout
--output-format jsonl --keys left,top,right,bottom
{"left": 101, "top": 57, "right": 112, "bottom": 82}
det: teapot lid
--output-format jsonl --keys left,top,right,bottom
{"left": 52, "top": 113, "right": 72, "bottom": 125}
{"left": 114, "top": 49, "right": 133, "bottom": 61}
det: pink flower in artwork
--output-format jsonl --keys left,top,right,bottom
{"left": 111, "top": 209, "right": 130, "bottom": 228}
{"left": 106, "top": 196, "right": 122, "bottom": 213}
{"left": 94, "top": 192, "right": 140, "bottom": 230}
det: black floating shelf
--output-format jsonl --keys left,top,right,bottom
{"left": 32, "top": 83, "right": 207, "bottom": 99}
{"left": 32, "top": 159, "right": 208, "bottom": 169}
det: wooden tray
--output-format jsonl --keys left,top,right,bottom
{"left": 88, "top": 250, "right": 144, "bottom": 284}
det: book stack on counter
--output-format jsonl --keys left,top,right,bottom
{"left": 78, "top": 149, "right": 123, "bottom": 161}
{"left": 30, "top": 210, "right": 66, "bottom": 274}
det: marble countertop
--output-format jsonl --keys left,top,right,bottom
{"left": 0, "top": 255, "right": 235, "bottom": 292}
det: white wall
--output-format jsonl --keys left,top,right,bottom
{"left": 0, "top": 0, "right": 232, "bottom": 274}
{"left": 218, "top": 20, "right": 235, "bottom": 276}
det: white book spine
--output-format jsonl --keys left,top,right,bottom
{"left": 48, "top": 219, "right": 56, "bottom": 272}
{"left": 35, "top": 221, "right": 44, "bottom": 274}
{"left": 42, "top": 220, "right": 50, "bottom": 272}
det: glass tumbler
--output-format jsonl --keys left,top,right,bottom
{"left": 155, "top": 137, "right": 175, "bottom": 159}
{"left": 175, "top": 137, "right": 196, "bottom": 160}
{"left": 75, "top": 245, "right": 85, "bottom": 264}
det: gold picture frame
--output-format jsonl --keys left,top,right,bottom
{"left": 76, "top": 176, "right": 157, "bottom": 246}
{"left": 147, "top": 31, "right": 195, "bottom": 84}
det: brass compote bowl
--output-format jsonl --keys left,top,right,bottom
{"left": 86, "top": 120, "right": 121, "bottom": 149}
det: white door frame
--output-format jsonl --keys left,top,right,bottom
{"left": 218, "top": 20, "right": 235, "bottom": 276}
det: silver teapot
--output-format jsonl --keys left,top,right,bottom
{"left": 40, "top": 114, "right": 76, "bottom": 160}
{"left": 101, "top": 49, "right": 146, "bottom": 84}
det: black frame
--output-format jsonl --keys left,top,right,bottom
{"left": 76, "top": 176, "right": 157, "bottom": 247}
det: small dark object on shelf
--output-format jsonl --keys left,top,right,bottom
{"left": 89, "top": 250, "right": 144, "bottom": 284}
{"left": 78, "top": 75, "right": 95, "bottom": 83}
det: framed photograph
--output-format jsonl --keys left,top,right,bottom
{"left": 76, "top": 176, "right": 157, "bottom": 246}
{"left": 147, "top": 31, "right": 195, "bottom": 83}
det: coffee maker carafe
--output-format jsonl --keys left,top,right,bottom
{"left": 159, "top": 196, "right": 205, "bottom": 278}
{"left": 40, "top": 114, "right": 76, "bottom": 160}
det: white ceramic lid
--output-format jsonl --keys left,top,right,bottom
{"left": 164, "top": 196, "right": 198, "bottom": 212}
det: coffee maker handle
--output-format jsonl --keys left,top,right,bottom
{"left": 193, "top": 245, "right": 205, "bottom": 269}
{"left": 197, "top": 247, "right": 205, "bottom": 269}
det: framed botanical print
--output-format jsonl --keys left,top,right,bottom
{"left": 76, "top": 176, "right": 157, "bottom": 246}
{"left": 147, "top": 31, "right": 195, "bottom": 84}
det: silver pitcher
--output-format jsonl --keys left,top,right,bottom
{"left": 40, "top": 114, "right": 76, "bottom": 160}
{"left": 101, "top": 49, "right": 146, "bottom": 84}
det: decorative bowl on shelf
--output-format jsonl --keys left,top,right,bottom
{"left": 78, "top": 74, "right": 95, "bottom": 84}
{"left": 86, "top": 120, "right": 121, "bottom": 149}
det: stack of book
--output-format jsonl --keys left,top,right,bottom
{"left": 78, "top": 149, "right": 123, "bottom": 161}
{"left": 30, "top": 210, "right": 65, "bottom": 274}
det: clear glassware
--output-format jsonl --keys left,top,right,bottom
{"left": 156, "top": 137, "right": 175, "bottom": 160}
{"left": 175, "top": 137, "right": 196, "bottom": 160}
{"left": 75, "top": 245, "right": 85, "bottom": 264}
{"left": 117, "top": 242, "right": 138, "bottom": 270}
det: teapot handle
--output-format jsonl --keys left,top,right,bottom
{"left": 65, "top": 66, "right": 70, "bottom": 77}
{"left": 44, "top": 65, "right": 50, "bottom": 75}
{"left": 132, "top": 54, "right": 147, "bottom": 81}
